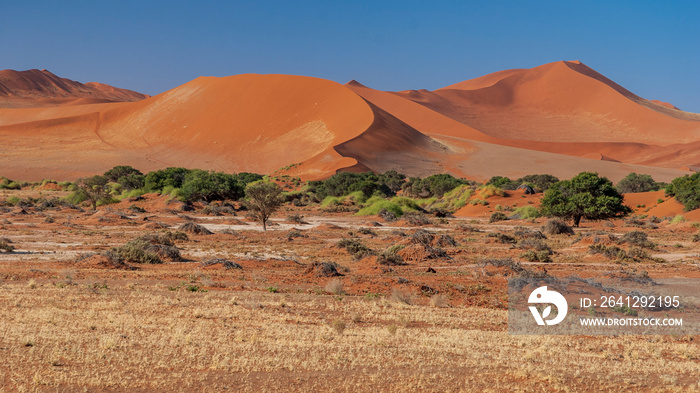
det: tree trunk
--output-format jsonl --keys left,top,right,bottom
{"left": 573, "top": 214, "right": 581, "bottom": 227}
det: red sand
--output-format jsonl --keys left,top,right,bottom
{"left": 0, "top": 62, "right": 699, "bottom": 183}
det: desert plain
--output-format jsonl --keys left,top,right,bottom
{"left": 0, "top": 184, "right": 699, "bottom": 392}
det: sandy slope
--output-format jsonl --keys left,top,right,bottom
{"left": 0, "top": 62, "right": 699, "bottom": 182}
{"left": 0, "top": 74, "right": 401, "bottom": 180}
{"left": 0, "top": 69, "right": 147, "bottom": 107}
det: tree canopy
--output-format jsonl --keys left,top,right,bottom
{"left": 540, "top": 172, "right": 631, "bottom": 226}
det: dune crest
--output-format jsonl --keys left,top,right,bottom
{"left": 0, "top": 63, "right": 698, "bottom": 182}
{"left": 0, "top": 69, "right": 148, "bottom": 108}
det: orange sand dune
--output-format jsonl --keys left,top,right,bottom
{"left": 0, "top": 69, "right": 147, "bottom": 108}
{"left": 0, "top": 73, "right": 418, "bottom": 180}
{"left": 0, "top": 63, "right": 699, "bottom": 184}
{"left": 402, "top": 61, "right": 700, "bottom": 144}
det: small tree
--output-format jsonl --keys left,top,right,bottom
{"left": 76, "top": 175, "right": 110, "bottom": 210}
{"left": 666, "top": 172, "right": 700, "bottom": 212}
{"left": 616, "top": 173, "right": 659, "bottom": 194}
{"left": 540, "top": 172, "right": 631, "bottom": 227}
{"left": 245, "top": 181, "right": 283, "bottom": 231}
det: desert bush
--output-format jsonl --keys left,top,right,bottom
{"left": 520, "top": 250, "right": 552, "bottom": 263}
{"left": 179, "top": 170, "right": 244, "bottom": 203}
{"left": 378, "top": 208, "right": 398, "bottom": 222}
{"left": 588, "top": 244, "right": 627, "bottom": 259}
{"left": 287, "top": 229, "right": 307, "bottom": 240}
{"left": 627, "top": 247, "right": 650, "bottom": 260}
{"left": 489, "top": 212, "right": 508, "bottom": 223}
{"left": 0, "top": 238, "right": 14, "bottom": 253}
{"left": 487, "top": 174, "right": 559, "bottom": 191}
{"left": 201, "top": 258, "right": 243, "bottom": 270}
{"left": 305, "top": 261, "right": 344, "bottom": 277}
{"left": 616, "top": 172, "right": 662, "bottom": 193}
{"left": 178, "top": 222, "right": 213, "bottom": 235}
{"left": 109, "top": 242, "right": 162, "bottom": 264}
{"left": 104, "top": 165, "right": 146, "bottom": 191}
{"left": 201, "top": 204, "right": 236, "bottom": 216}
{"left": 357, "top": 199, "right": 403, "bottom": 217}
{"left": 0, "top": 177, "right": 21, "bottom": 190}
{"left": 666, "top": 172, "right": 700, "bottom": 212}
{"left": 542, "top": 219, "right": 575, "bottom": 235}
{"left": 510, "top": 206, "right": 540, "bottom": 219}
{"left": 456, "top": 223, "right": 481, "bottom": 232}
{"left": 669, "top": 215, "right": 686, "bottom": 225}
{"left": 515, "top": 238, "right": 552, "bottom": 254}
{"left": 402, "top": 174, "right": 468, "bottom": 198}
{"left": 308, "top": 171, "right": 397, "bottom": 200}
{"left": 487, "top": 232, "right": 516, "bottom": 244}
{"left": 402, "top": 212, "right": 432, "bottom": 226}
{"left": 513, "top": 227, "right": 547, "bottom": 239}
{"left": 357, "top": 227, "right": 377, "bottom": 236}
{"left": 336, "top": 238, "right": 375, "bottom": 260}
{"left": 144, "top": 167, "right": 190, "bottom": 192}
{"left": 619, "top": 231, "right": 655, "bottom": 249}
{"left": 692, "top": 234, "right": 700, "bottom": 243}
{"left": 377, "top": 245, "right": 406, "bottom": 266}
{"left": 286, "top": 213, "right": 308, "bottom": 224}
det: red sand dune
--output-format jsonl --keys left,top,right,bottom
{"left": 0, "top": 62, "right": 699, "bottom": 184}
{"left": 0, "top": 69, "right": 147, "bottom": 108}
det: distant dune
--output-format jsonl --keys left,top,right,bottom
{"left": 0, "top": 62, "right": 698, "bottom": 181}
{"left": 0, "top": 69, "right": 148, "bottom": 108}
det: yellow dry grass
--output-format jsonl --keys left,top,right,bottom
{"left": 0, "top": 282, "right": 698, "bottom": 391}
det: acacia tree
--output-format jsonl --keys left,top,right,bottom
{"left": 245, "top": 181, "right": 283, "bottom": 231}
{"left": 540, "top": 172, "right": 631, "bottom": 227}
{"left": 615, "top": 172, "right": 659, "bottom": 194}
{"left": 76, "top": 175, "right": 111, "bottom": 210}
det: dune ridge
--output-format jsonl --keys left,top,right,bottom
{"left": 0, "top": 62, "right": 698, "bottom": 182}
{"left": 0, "top": 69, "right": 148, "bottom": 108}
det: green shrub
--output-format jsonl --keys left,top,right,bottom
{"left": 477, "top": 185, "right": 505, "bottom": 199}
{"left": 666, "top": 173, "right": 700, "bottom": 212}
{"left": 180, "top": 170, "right": 244, "bottom": 203}
{"left": 345, "top": 191, "right": 368, "bottom": 204}
{"left": 616, "top": 173, "right": 662, "bottom": 193}
{"left": 510, "top": 206, "right": 540, "bottom": 219}
{"left": 540, "top": 172, "right": 631, "bottom": 226}
{"left": 357, "top": 199, "right": 404, "bottom": 217}
{"left": 589, "top": 244, "right": 626, "bottom": 259}
{"left": 520, "top": 250, "right": 552, "bottom": 262}
{"left": 402, "top": 174, "right": 468, "bottom": 198}
{"left": 669, "top": 215, "right": 686, "bottom": 225}
{"left": 487, "top": 174, "right": 559, "bottom": 191}
{"left": 144, "top": 167, "right": 190, "bottom": 192}
{"left": 308, "top": 171, "right": 397, "bottom": 200}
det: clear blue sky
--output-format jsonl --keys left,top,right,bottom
{"left": 1, "top": 1, "right": 698, "bottom": 111}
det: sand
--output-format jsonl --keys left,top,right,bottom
{"left": 0, "top": 62, "right": 699, "bottom": 183}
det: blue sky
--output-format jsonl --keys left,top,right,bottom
{"left": 1, "top": 1, "right": 698, "bottom": 111}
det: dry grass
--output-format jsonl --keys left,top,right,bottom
{"left": 2, "top": 190, "right": 700, "bottom": 391}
